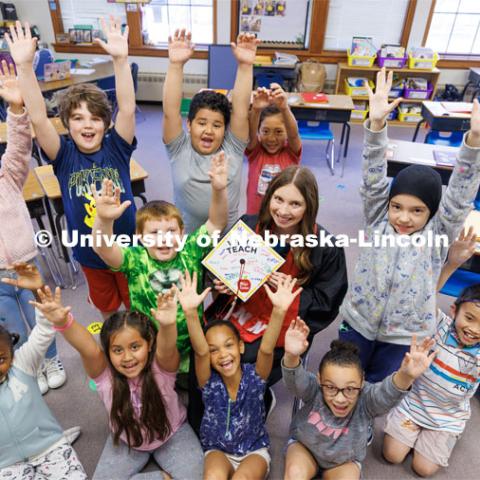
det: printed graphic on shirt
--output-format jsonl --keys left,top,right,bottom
{"left": 67, "top": 165, "right": 125, "bottom": 229}
{"left": 257, "top": 164, "right": 281, "bottom": 195}
{"left": 307, "top": 411, "right": 349, "bottom": 440}
{"left": 149, "top": 268, "right": 183, "bottom": 294}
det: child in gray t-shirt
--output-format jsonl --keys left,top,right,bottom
{"left": 281, "top": 318, "right": 435, "bottom": 480}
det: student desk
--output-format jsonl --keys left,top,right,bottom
{"left": 412, "top": 101, "right": 471, "bottom": 142}
{"left": 0, "top": 117, "right": 67, "bottom": 144}
{"left": 38, "top": 61, "right": 115, "bottom": 93}
{"left": 287, "top": 94, "right": 354, "bottom": 158}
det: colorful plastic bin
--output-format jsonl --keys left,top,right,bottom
{"left": 347, "top": 49, "right": 376, "bottom": 67}
{"left": 387, "top": 108, "right": 398, "bottom": 121}
{"left": 398, "top": 111, "right": 422, "bottom": 122}
{"left": 377, "top": 53, "right": 407, "bottom": 69}
{"left": 351, "top": 108, "right": 369, "bottom": 121}
{"left": 388, "top": 88, "right": 403, "bottom": 98}
{"left": 408, "top": 52, "right": 438, "bottom": 70}
{"left": 344, "top": 79, "right": 375, "bottom": 97}
{"left": 403, "top": 82, "right": 433, "bottom": 100}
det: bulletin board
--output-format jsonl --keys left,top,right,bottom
{"left": 238, "top": 0, "right": 310, "bottom": 49}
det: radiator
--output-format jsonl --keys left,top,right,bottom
{"left": 137, "top": 72, "right": 208, "bottom": 101}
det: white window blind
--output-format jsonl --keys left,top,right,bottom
{"left": 59, "top": 0, "right": 127, "bottom": 32}
{"left": 323, "top": 0, "right": 409, "bottom": 51}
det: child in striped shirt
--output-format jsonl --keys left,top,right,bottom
{"left": 383, "top": 230, "right": 480, "bottom": 476}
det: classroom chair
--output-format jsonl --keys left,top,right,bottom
{"left": 255, "top": 72, "right": 286, "bottom": 89}
{"left": 297, "top": 120, "right": 338, "bottom": 176}
{"left": 440, "top": 268, "right": 480, "bottom": 297}
{"left": 425, "top": 130, "right": 463, "bottom": 147}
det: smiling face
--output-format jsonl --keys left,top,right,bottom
{"left": 187, "top": 108, "right": 225, "bottom": 155}
{"left": 317, "top": 363, "right": 363, "bottom": 418}
{"left": 388, "top": 194, "right": 430, "bottom": 235}
{"left": 0, "top": 340, "right": 13, "bottom": 383}
{"left": 269, "top": 183, "right": 307, "bottom": 235}
{"left": 68, "top": 101, "right": 106, "bottom": 154}
{"left": 140, "top": 217, "right": 184, "bottom": 262}
{"left": 206, "top": 324, "right": 244, "bottom": 379}
{"left": 259, "top": 113, "right": 287, "bottom": 155}
{"left": 452, "top": 302, "right": 480, "bottom": 346}
{"left": 108, "top": 326, "right": 152, "bottom": 379}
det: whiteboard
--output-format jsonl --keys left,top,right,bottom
{"left": 238, "top": 0, "right": 310, "bottom": 47}
{"left": 59, "top": 0, "right": 127, "bottom": 31}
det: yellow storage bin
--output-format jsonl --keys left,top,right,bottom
{"left": 351, "top": 108, "right": 369, "bottom": 120}
{"left": 344, "top": 78, "right": 374, "bottom": 97}
{"left": 398, "top": 111, "right": 422, "bottom": 122}
{"left": 347, "top": 49, "right": 376, "bottom": 67}
{"left": 408, "top": 52, "right": 438, "bottom": 70}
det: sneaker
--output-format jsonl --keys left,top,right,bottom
{"left": 266, "top": 387, "right": 277, "bottom": 420}
{"left": 367, "top": 421, "right": 374, "bottom": 446}
{"left": 64, "top": 426, "right": 82, "bottom": 445}
{"left": 44, "top": 356, "right": 67, "bottom": 389}
{"left": 37, "top": 369, "right": 49, "bottom": 395}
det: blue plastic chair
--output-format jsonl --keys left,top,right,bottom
{"left": 255, "top": 72, "right": 285, "bottom": 89}
{"left": 440, "top": 268, "right": 480, "bottom": 297}
{"left": 425, "top": 130, "right": 463, "bottom": 147}
{"left": 297, "top": 120, "right": 337, "bottom": 176}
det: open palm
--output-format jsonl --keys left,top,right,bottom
{"left": 176, "top": 270, "right": 211, "bottom": 313}
{"left": 92, "top": 179, "right": 131, "bottom": 221}
{"left": 284, "top": 317, "right": 310, "bottom": 357}
{"left": 399, "top": 335, "right": 436, "bottom": 380}
{"left": 208, "top": 151, "right": 228, "bottom": 191}
{"left": 0, "top": 61, "right": 22, "bottom": 105}
{"left": 151, "top": 289, "right": 178, "bottom": 327}
{"left": 5, "top": 21, "right": 37, "bottom": 66}
{"left": 30, "top": 286, "right": 72, "bottom": 327}
{"left": 168, "top": 29, "right": 195, "bottom": 65}
{"left": 264, "top": 275, "right": 302, "bottom": 312}
{"left": 231, "top": 33, "right": 259, "bottom": 65}
{"left": 95, "top": 16, "right": 129, "bottom": 59}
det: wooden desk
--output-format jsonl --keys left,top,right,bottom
{"left": 0, "top": 117, "right": 67, "bottom": 144}
{"left": 287, "top": 93, "right": 354, "bottom": 158}
{"left": 412, "top": 101, "right": 472, "bottom": 142}
{"left": 38, "top": 61, "right": 115, "bottom": 93}
{"left": 387, "top": 140, "right": 458, "bottom": 184}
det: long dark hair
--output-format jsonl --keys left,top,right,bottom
{"left": 100, "top": 311, "right": 171, "bottom": 448}
{"left": 258, "top": 166, "right": 319, "bottom": 284}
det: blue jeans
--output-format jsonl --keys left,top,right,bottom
{"left": 0, "top": 268, "right": 57, "bottom": 359}
{"left": 338, "top": 321, "right": 409, "bottom": 383}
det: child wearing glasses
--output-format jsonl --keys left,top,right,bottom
{"left": 281, "top": 318, "right": 435, "bottom": 480}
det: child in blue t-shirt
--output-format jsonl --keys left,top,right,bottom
{"left": 176, "top": 271, "right": 302, "bottom": 479}
{"left": 9, "top": 18, "right": 136, "bottom": 319}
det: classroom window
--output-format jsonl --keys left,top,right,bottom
{"left": 142, "top": 0, "right": 214, "bottom": 46}
{"left": 425, "top": 0, "right": 480, "bottom": 55}
{"left": 323, "top": 0, "right": 409, "bottom": 51}
{"left": 58, "top": 0, "right": 126, "bottom": 32}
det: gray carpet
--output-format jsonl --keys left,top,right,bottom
{"left": 37, "top": 105, "right": 480, "bottom": 479}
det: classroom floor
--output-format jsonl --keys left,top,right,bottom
{"left": 39, "top": 104, "right": 480, "bottom": 479}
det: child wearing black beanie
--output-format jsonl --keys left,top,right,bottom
{"left": 338, "top": 67, "right": 480, "bottom": 382}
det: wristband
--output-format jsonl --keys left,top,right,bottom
{"left": 53, "top": 312, "right": 74, "bottom": 332}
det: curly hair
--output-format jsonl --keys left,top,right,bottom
{"left": 188, "top": 90, "right": 231, "bottom": 126}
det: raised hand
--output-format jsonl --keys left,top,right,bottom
{"left": 447, "top": 227, "right": 477, "bottom": 268}
{"left": 467, "top": 99, "right": 480, "bottom": 147}
{"left": 168, "top": 29, "right": 195, "bottom": 65}
{"left": 94, "top": 16, "right": 129, "bottom": 60}
{"left": 264, "top": 275, "right": 302, "bottom": 312}
{"left": 231, "top": 32, "right": 260, "bottom": 66}
{"left": 367, "top": 67, "right": 403, "bottom": 131}
{"left": 175, "top": 270, "right": 211, "bottom": 313}
{"left": 270, "top": 82, "right": 288, "bottom": 110}
{"left": 252, "top": 87, "right": 271, "bottom": 111}
{"left": 208, "top": 151, "right": 228, "bottom": 191}
{"left": 151, "top": 288, "right": 178, "bottom": 327}
{"left": 91, "top": 179, "right": 131, "bottom": 222}
{"left": 284, "top": 317, "right": 310, "bottom": 357}
{"left": 1, "top": 262, "right": 43, "bottom": 292}
{"left": 0, "top": 60, "right": 22, "bottom": 107}
{"left": 29, "top": 286, "right": 72, "bottom": 327}
{"left": 399, "top": 335, "right": 436, "bottom": 380}
{"left": 5, "top": 21, "right": 37, "bottom": 66}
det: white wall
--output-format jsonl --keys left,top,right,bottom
{"left": 12, "top": 0, "right": 470, "bottom": 87}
